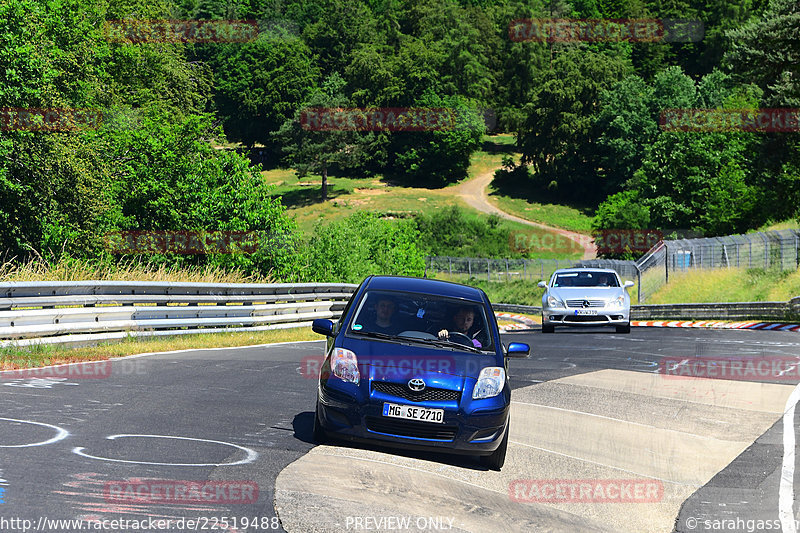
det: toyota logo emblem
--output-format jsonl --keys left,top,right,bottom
{"left": 582, "top": 300, "right": 591, "bottom": 308}
{"left": 408, "top": 379, "right": 426, "bottom": 392}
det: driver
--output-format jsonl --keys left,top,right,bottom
{"left": 438, "top": 306, "right": 483, "bottom": 348}
{"left": 367, "top": 296, "right": 398, "bottom": 334}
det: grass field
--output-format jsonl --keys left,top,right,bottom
{"left": 646, "top": 267, "right": 800, "bottom": 304}
{"left": 487, "top": 193, "right": 595, "bottom": 233}
{"left": 263, "top": 134, "right": 584, "bottom": 260}
{"left": 260, "top": 140, "right": 518, "bottom": 236}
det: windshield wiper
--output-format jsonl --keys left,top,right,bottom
{"left": 350, "top": 331, "right": 409, "bottom": 342}
{"left": 350, "top": 330, "right": 485, "bottom": 354}
{"left": 402, "top": 336, "right": 484, "bottom": 354}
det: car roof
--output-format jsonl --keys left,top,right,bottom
{"left": 363, "top": 275, "right": 486, "bottom": 302}
{"left": 552, "top": 268, "right": 619, "bottom": 275}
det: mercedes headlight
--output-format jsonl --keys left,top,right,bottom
{"left": 607, "top": 295, "right": 625, "bottom": 308}
{"left": 547, "top": 295, "right": 565, "bottom": 308}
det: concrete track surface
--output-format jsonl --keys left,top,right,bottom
{"left": 1, "top": 328, "right": 799, "bottom": 533}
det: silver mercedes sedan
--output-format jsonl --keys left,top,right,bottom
{"left": 538, "top": 268, "right": 634, "bottom": 334}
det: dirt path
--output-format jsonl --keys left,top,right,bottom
{"left": 453, "top": 169, "right": 597, "bottom": 259}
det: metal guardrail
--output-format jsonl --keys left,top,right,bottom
{"left": 0, "top": 281, "right": 358, "bottom": 348}
{"left": 0, "top": 281, "right": 795, "bottom": 348}
{"left": 495, "top": 298, "right": 800, "bottom": 322}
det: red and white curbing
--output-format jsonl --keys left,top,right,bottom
{"left": 494, "top": 312, "right": 800, "bottom": 333}
{"left": 495, "top": 312, "right": 538, "bottom": 331}
{"left": 631, "top": 320, "right": 800, "bottom": 332}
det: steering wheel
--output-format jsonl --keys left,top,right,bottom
{"left": 447, "top": 331, "right": 474, "bottom": 347}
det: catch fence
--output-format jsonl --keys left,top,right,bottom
{"left": 425, "top": 228, "right": 800, "bottom": 303}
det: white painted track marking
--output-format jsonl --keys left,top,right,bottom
{"left": 780, "top": 383, "right": 800, "bottom": 533}
{"left": 72, "top": 434, "right": 258, "bottom": 466}
{"left": 0, "top": 417, "right": 70, "bottom": 448}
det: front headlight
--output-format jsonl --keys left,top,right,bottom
{"left": 330, "top": 347, "right": 359, "bottom": 384}
{"left": 607, "top": 295, "right": 625, "bottom": 308}
{"left": 547, "top": 295, "right": 565, "bottom": 308}
{"left": 473, "top": 367, "right": 506, "bottom": 399}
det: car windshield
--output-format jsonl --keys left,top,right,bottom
{"left": 553, "top": 272, "right": 619, "bottom": 287}
{"left": 348, "top": 290, "right": 493, "bottom": 351}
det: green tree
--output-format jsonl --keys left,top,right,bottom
{"left": 518, "top": 47, "right": 630, "bottom": 199}
{"left": 631, "top": 130, "right": 758, "bottom": 235}
{"left": 388, "top": 91, "right": 485, "bottom": 186}
{"left": 726, "top": 0, "right": 800, "bottom": 106}
{"left": 98, "top": 109, "right": 304, "bottom": 279}
{"left": 273, "top": 73, "right": 376, "bottom": 201}
{"left": 211, "top": 36, "right": 320, "bottom": 148}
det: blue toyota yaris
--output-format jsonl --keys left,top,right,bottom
{"left": 310, "top": 275, "right": 529, "bottom": 470}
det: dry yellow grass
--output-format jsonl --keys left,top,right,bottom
{"left": 0, "top": 257, "right": 271, "bottom": 283}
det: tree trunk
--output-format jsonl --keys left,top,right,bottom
{"left": 321, "top": 164, "right": 328, "bottom": 202}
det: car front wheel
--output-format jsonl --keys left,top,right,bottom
{"left": 616, "top": 324, "right": 631, "bottom": 334}
{"left": 313, "top": 400, "right": 327, "bottom": 444}
{"left": 542, "top": 322, "right": 554, "bottom": 333}
{"left": 480, "top": 426, "right": 509, "bottom": 471}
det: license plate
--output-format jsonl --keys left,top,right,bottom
{"left": 575, "top": 309, "right": 598, "bottom": 315}
{"left": 382, "top": 403, "right": 444, "bottom": 424}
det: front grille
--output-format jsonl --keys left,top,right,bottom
{"left": 372, "top": 381, "right": 461, "bottom": 403}
{"left": 566, "top": 299, "right": 606, "bottom": 308}
{"left": 366, "top": 416, "right": 457, "bottom": 441}
{"left": 564, "top": 315, "right": 610, "bottom": 322}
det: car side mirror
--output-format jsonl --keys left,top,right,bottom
{"left": 506, "top": 342, "right": 530, "bottom": 358}
{"left": 624, "top": 280, "right": 634, "bottom": 288}
{"left": 537, "top": 281, "right": 547, "bottom": 288}
{"left": 312, "top": 318, "right": 334, "bottom": 337}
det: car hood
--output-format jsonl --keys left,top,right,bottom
{"left": 547, "top": 287, "right": 626, "bottom": 300}
{"left": 343, "top": 336, "right": 499, "bottom": 380}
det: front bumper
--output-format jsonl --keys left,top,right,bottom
{"left": 542, "top": 305, "right": 630, "bottom": 327}
{"left": 317, "top": 384, "right": 509, "bottom": 456}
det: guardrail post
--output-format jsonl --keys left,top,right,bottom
{"left": 468, "top": 258, "right": 471, "bottom": 277}
{"left": 636, "top": 267, "right": 642, "bottom": 303}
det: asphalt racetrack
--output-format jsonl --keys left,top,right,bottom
{"left": 1, "top": 327, "right": 800, "bottom": 533}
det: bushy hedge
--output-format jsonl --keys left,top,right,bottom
{"left": 304, "top": 212, "right": 425, "bottom": 283}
